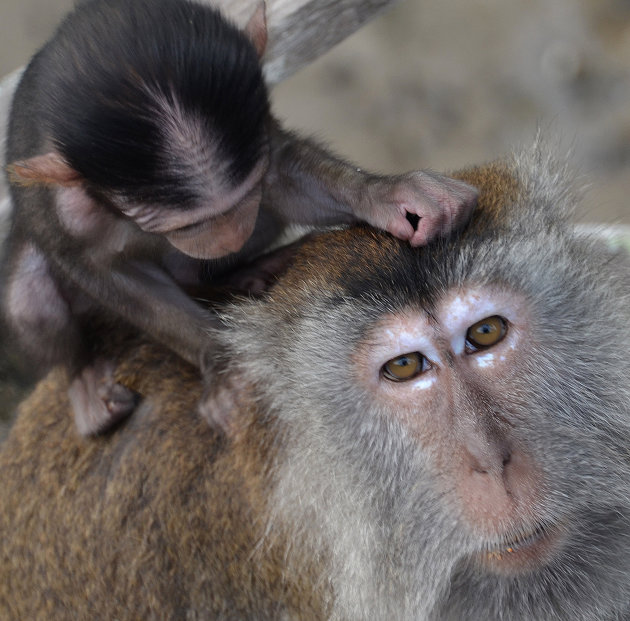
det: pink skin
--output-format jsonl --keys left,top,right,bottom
{"left": 164, "top": 182, "right": 263, "bottom": 259}
{"left": 363, "top": 170, "right": 478, "bottom": 247}
{"left": 11, "top": 151, "right": 268, "bottom": 260}
{"left": 119, "top": 156, "right": 269, "bottom": 259}
{"left": 7, "top": 147, "right": 477, "bottom": 439}
{"left": 353, "top": 285, "right": 552, "bottom": 573}
{"left": 12, "top": 150, "right": 476, "bottom": 257}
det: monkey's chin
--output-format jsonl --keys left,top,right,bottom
{"left": 475, "top": 521, "right": 563, "bottom": 575}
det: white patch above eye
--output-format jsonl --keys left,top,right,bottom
{"left": 382, "top": 323, "right": 442, "bottom": 368}
{"left": 359, "top": 286, "right": 529, "bottom": 391}
{"left": 438, "top": 287, "right": 525, "bottom": 356}
{"left": 358, "top": 315, "right": 441, "bottom": 389}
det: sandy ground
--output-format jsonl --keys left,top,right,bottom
{"left": 1, "top": 0, "right": 630, "bottom": 225}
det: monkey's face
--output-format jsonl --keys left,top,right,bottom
{"left": 353, "top": 284, "right": 554, "bottom": 573}
{"left": 162, "top": 180, "right": 263, "bottom": 259}
{"left": 223, "top": 149, "right": 630, "bottom": 618}
{"left": 115, "top": 156, "right": 268, "bottom": 260}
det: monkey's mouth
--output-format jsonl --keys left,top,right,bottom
{"left": 478, "top": 521, "right": 561, "bottom": 573}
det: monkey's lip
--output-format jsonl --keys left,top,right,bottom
{"left": 477, "top": 521, "right": 561, "bottom": 573}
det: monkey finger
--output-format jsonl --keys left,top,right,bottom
{"left": 383, "top": 210, "right": 417, "bottom": 242}
{"left": 408, "top": 209, "right": 445, "bottom": 247}
{"left": 97, "top": 382, "right": 141, "bottom": 420}
{"left": 69, "top": 359, "right": 139, "bottom": 436}
{"left": 387, "top": 185, "right": 446, "bottom": 245}
{"left": 423, "top": 177, "right": 478, "bottom": 227}
{"left": 408, "top": 171, "right": 478, "bottom": 205}
{"left": 401, "top": 172, "right": 477, "bottom": 228}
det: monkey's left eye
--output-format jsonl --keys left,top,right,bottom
{"left": 465, "top": 315, "right": 507, "bottom": 352}
{"left": 381, "top": 352, "right": 430, "bottom": 382}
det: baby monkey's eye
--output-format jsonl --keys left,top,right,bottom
{"left": 465, "top": 315, "right": 507, "bottom": 352}
{"left": 382, "top": 352, "right": 430, "bottom": 382}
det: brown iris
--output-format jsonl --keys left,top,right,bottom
{"left": 382, "top": 352, "right": 428, "bottom": 382}
{"left": 466, "top": 315, "right": 507, "bottom": 351}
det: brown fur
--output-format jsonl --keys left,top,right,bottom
{"left": 0, "top": 337, "right": 327, "bottom": 619}
{"left": 454, "top": 161, "right": 520, "bottom": 231}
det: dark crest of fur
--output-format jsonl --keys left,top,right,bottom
{"left": 33, "top": 0, "right": 269, "bottom": 205}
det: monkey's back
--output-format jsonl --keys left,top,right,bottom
{"left": 0, "top": 341, "right": 326, "bottom": 620}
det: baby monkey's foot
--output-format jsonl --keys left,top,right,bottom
{"left": 198, "top": 349, "right": 249, "bottom": 437}
{"left": 68, "top": 358, "right": 140, "bottom": 436}
{"left": 199, "top": 378, "right": 243, "bottom": 437}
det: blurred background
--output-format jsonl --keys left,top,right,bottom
{"left": 3, "top": 0, "right": 629, "bottom": 224}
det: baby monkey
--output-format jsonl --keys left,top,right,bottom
{"left": 2, "top": 0, "right": 477, "bottom": 435}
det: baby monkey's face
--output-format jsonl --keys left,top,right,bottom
{"left": 116, "top": 155, "right": 269, "bottom": 260}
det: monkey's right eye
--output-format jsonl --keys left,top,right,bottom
{"left": 381, "top": 352, "right": 429, "bottom": 382}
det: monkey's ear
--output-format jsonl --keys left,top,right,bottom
{"left": 7, "top": 153, "right": 82, "bottom": 188}
{"left": 244, "top": 1, "right": 268, "bottom": 58}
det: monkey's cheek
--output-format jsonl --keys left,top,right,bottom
{"left": 165, "top": 209, "right": 258, "bottom": 259}
{"left": 164, "top": 228, "right": 217, "bottom": 259}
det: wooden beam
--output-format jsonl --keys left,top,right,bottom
{"left": 0, "top": 0, "right": 400, "bottom": 227}
{"left": 0, "top": 69, "right": 21, "bottom": 244}
{"left": 212, "top": 0, "right": 399, "bottom": 85}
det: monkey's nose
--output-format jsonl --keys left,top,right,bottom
{"left": 456, "top": 439, "right": 542, "bottom": 533}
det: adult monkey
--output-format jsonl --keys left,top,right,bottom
{"left": 1, "top": 145, "right": 628, "bottom": 620}
{"left": 1, "top": 0, "right": 477, "bottom": 436}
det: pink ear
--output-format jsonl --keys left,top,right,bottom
{"left": 245, "top": 1, "right": 268, "bottom": 58}
{"left": 7, "top": 153, "right": 82, "bottom": 187}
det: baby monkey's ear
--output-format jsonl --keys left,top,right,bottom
{"left": 7, "top": 153, "right": 82, "bottom": 188}
{"left": 244, "top": 1, "right": 268, "bottom": 58}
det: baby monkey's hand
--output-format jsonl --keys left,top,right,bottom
{"left": 361, "top": 171, "right": 478, "bottom": 246}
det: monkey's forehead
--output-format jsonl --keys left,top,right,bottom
{"left": 267, "top": 156, "right": 598, "bottom": 316}
{"left": 268, "top": 224, "right": 479, "bottom": 318}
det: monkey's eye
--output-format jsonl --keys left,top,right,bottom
{"left": 381, "top": 352, "right": 430, "bottom": 382}
{"left": 465, "top": 315, "right": 507, "bottom": 352}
